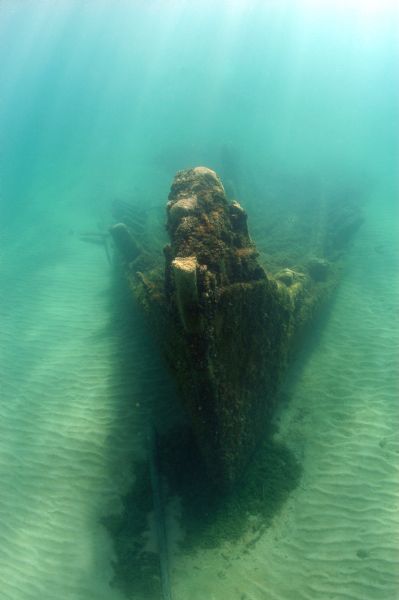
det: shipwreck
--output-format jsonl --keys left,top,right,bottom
{"left": 110, "top": 166, "right": 362, "bottom": 489}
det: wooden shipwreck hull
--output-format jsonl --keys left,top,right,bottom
{"left": 111, "top": 166, "right": 361, "bottom": 489}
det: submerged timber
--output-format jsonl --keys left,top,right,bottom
{"left": 111, "top": 166, "right": 361, "bottom": 489}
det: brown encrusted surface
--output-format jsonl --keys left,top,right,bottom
{"left": 114, "top": 166, "right": 349, "bottom": 488}
{"left": 135, "top": 168, "right": 298, "bottom": 487}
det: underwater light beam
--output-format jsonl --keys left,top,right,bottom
{"left": 302, "top": 0, "right": 399, "bottom": 19}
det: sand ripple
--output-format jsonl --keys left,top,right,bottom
{"left": 0, "top": 219, "right": 175, "bottom": 600}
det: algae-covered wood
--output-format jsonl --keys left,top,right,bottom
{"left": 111, "top": 166, "right": 360, "bottom": 489}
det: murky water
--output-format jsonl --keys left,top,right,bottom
{"left": 1, "top": 2, "right": 398, "bottom": 599}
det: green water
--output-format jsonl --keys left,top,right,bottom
{"left": 0, "top": 1, "right": 398, "bottom": 599}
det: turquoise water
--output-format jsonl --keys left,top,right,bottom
{"left": 0, "top": 1, "right": 398, "bottom": 599}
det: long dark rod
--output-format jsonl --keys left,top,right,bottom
{"left": 148, "top": 428, "right": 173, "bottom": 600}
